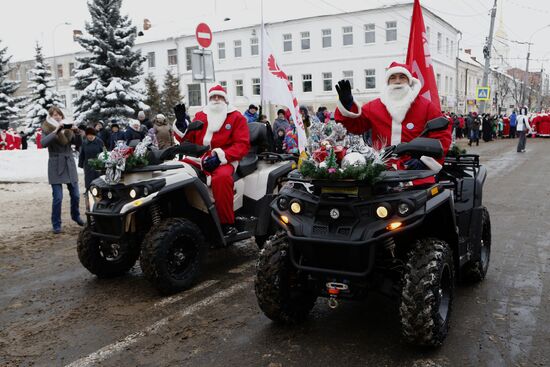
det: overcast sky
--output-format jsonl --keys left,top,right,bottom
{"left": 2, "top": 0, "right": 550, "bottom": 71}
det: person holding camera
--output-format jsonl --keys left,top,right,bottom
{"left": 41, "top": 107, "right": 84, "bottom": 234}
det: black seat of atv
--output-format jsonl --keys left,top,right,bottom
{"left": 234, "top": 122, "right": 268, "bottom": 180}
{"left": 394, "top": 137, "right": 444, "bottom": 159}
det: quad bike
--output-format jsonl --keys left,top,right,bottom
{"left": 77, "top": 122, "right": 296, "bottom": 294}
{"left": 254, "top": 117, "right": 491, "bottom": 347}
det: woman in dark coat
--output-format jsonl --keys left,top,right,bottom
{"left": 482, "top": 113, "right": 493, "bottom": 142}
{"left": 79, "top": 127, "right": 105, "bottom": 190}
{"left": 41, "top": 107, "right": 84, "bottom": 234}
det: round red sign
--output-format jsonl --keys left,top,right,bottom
{"left": 195, "top": 23, "right": 212, "bottom": 48}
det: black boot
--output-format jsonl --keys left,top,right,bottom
{"left": 222, "top": 224, "right": 238, "bottom": 238}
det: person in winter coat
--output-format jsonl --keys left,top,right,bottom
{"left": 274, "top": 127, "right": 286, "bottom": 153}
{"left": 19, "top": 131, "right": 28, "bottom": 150}
{"left": 272, "top": 109, "right": 291, "bottom": 140}
{"left": 94, "top": 121, "right": 111, "bottom": 147}
{"left": 124, "top": 120, "right": 146, "bottom": 144}
{"left": 108, "top": 123, "right": 125, "bottom": 150}
{"left": 138, "top": 110, "right": 153, "bottom": 130}
{"left": 41, "top": 107, "right": 84, "bottom": 233}
{"left": 335, "top": 62, "right": 451, "bottom": 169}
{"left": 469, "top": 112, "right": 481, "bottom": 146}
{"left": 243, "top": 104, "right": 259, "bottom": 123}
{"left": 509, "top": 111, "right": 517, "bottom": 138}
{"left": 152, "top": 114, "right": 174, "bottom": 149}
{"left": 78, "top": 127, "right": 105, "bottom": 190}
{"left": 516, "top": 107, "right": 532, "bottom": 153}
{"left": 283, "top": 121, "right": 299, "bottom": 154}
{"left": 482, "top": 113, "right": 493, "bottom": 142}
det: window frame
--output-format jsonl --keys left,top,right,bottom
{"left": 301, "top": 31, "right": 311, "bottom": 50}
{"left": 364, "top": 23, "right": 375, "bottom": 44}
{"left": 302, "top": 73, "right": 312, "bottom": 93}
{"left": 234, "top": 40, "right": 242, "bottom": 58}
{"left": 365, "top": 69, "right": 376, "bottom": 89}
{"left": 385, "top": 21, "right": 397, "bottom": 42}
{"left": 168, "top": 48, "right": 178, "bottom": 67}
{"left": 321, "top": 29, "right": 332, "bottom": 48}
{"left": 283, "top": 33, "right": 293, "bottom": 52}
{"left": 218, "top": 42, "right": 226, "bottom": 60}
{"left": 235, "top": 79, "right": 244, "bottom": 96}
{"left": 342, "top": 26, "right": 353, "bottom": 46}
{"left": 322, "top": 72, "right": 333, "bottom": 92}
{"left": 250, "top": 37, "right": 259, "bottom": 56}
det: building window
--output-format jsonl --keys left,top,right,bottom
{"left": 288, "top": 75, "right": 293, "bottom": 88}
{"left": 437, "top": 33, "right": 442, "bottom": 53}
{"left": 15, "top": 70, "right": 21, "bottom": 81}
{"left": 60, "top": 94, "right": 67, "bottom": 107}
{"left": 343, "top": 26, "right": 353, "bottom": 46}
{"left": 250, "top": 38, "right": 259, "bottom": 56}
{"left": 386, "top": 21, "right": 397, "bottom": 42}
{"left": 168, "top": 48, "right": 178, "bottom": 66}
{"left": 235, "top": 79, "right": 244, "bottom": 96}
{"left": 218, "top": 42, "right": 226, "bottom": 59}
{"left": 426, "top": 26, "right": 431, "bottom": 43}
{"left": 301, "top": 32, "right": 310, "bottom": 50}
{"left": 220, "top": 81, "right": 227, "bottom": 89}
{"left": 234, "top": 40, "right": 242, "bottom": 58}
{"left": 445, "top": 76, "right": 449, "bottom": 94}
{"left": 343, "top": 70, "right": 354, "bottom": 88}
{"left": 185, "top": 47, "right": 198, "bottom": 70}
{"left": 364, "top": 23, "right": 375, "bottom": 44}
{"left": 436, "top": 73, "right": 441, "bottom": 89}
{"left": 283, "top": 33, "right": 292, "bottom": 52}
{"left": 27, "top": 70, "right": 33, "bottom": 81}
{"left": 322, "top": 72, "right": 332, "bottom": 92}
{"left": 365, "top": 69, "right": 376, "bottom": 89}
{"left": 252, "top": 78, "right": 260, "bottom": 95}
{"left": 147, "top": 52, "right": 155, "bottom": 68}
{"left": 188, "top": 84, "right": 201, "bottom": 106}
{"left": 302, "top": 74, "right": 312, "bottom": 92}
{"left": 451, "top": 40, "right": 454, "bottom": 58}
{"left": 69, "top": 62, "right": 76, "bottom": 76}
{"left": 450, "top": 77, "right": 453, "bottom": 94}
{"left": 57, "top": 64, "right": 64, "bottom": 78}
{"left": 322, "top": 29, "right": 332, "bottom": 48}
{"left": 71, "top": 93, "right": 78, "bottom": 106}
{"left": 446, "top": 37, "right": 449, "bottom": 57}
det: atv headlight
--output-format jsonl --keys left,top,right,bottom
{"left": 290, "top": 200, "right": 302, "bottom": 214}
{"left": 129, "top": 188, "right": 138, "bottom": 199}
{"left": 376, "top": 203, "right": 391, "bottom": 219}
{"left": 90, "top": 186, "right": 99, "bottom": 197}
{"left": 277, "top": 196, "right": 290, "bottom": 211}
{"left": 397, "top": 201, "right": 413, "bottom": 216}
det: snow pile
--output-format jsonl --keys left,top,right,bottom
{"left": 0, "top": 148, "right": 82, "bottom": 183}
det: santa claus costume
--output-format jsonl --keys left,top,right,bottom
{"left": 335, "top": 62, "right": 451, "bottom": 160}
{"left": 36, "top": 128, "right": 43, "bottom": 149}
{"left": 5, "top": 129, "right": 16, "bottom": 150}
{"left": 174, "top": 85, "right": 250, "bottom": 228}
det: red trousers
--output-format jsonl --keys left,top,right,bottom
{"left": 210, "top": 164, "right": 235, "bottom": 225}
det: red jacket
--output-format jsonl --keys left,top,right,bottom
{"left": 335, "top": 95, "right": 451, "bottom": 154}
{"left": 175, "top": 109, "right": 250, "bottom": 166}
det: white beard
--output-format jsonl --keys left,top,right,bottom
{"left": 205, "top": 101, "right": 228, "bottom": 133}
{"left": 380, "top": 81, "right": 420, "bottom": 124}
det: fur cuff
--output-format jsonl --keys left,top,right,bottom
{"left": 420, "top": 155, "right": 442, "bottom": 173}
{"left": 336, "top": 99, "right": 362, "bottom": 118}
{"left": 212, "top": 148, "right": 228, "bottom": 165}
{"left": 172, "top": 118, "right": 185, "bottom": 138}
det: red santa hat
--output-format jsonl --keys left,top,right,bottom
{"left": 208, "top": 84, "right": 227, "bottom": 101}
{"left": 385, "top": 62, "right": 414, "bottom": 85}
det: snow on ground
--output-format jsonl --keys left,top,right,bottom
{"left": 0, "top": 148, "right": 83, "bottom": 183}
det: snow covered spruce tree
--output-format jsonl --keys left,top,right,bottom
{"left": 161, "top": 69, "right": 181, "bottom": 121}
{"left": 0, "top": 40, "right": 22, "bottom": 129}
{"left": 26, "top": 43, "right": 64, "bottom": 129}
{"left": 144, "top": 73, "right": 162, "bottom": 117}
{"left": 72, "top": 0, "right": 147, "bottom": 125}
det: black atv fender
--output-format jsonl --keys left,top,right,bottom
{"left": 473, "top": 166, "right": 487, "bottom": 207}
{"left": 156, "top": 176, "right": 226, "bottom": 247}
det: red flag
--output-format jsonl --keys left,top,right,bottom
{"left": 406, "top": 0, "right": 441, "bottom": 111}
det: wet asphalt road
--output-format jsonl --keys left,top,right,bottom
{"left": 1, "top": 138, "right": 549, "bottom": 367}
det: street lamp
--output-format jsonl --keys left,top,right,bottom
{"left": 52, "top": 22, "right": 71, "bottom": 91}
{"left": 522, "top": 24, "right": 550, "bottom": 107}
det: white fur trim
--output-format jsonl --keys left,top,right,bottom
{"left": 172, "top": 118, "right": 185, "bottom": 138}
{"left": 208, "top": 90, "right": 228, "bottom": 100}
{"left": 420, "top": 155, "right": 442, "bottom": 173}
{"left": 212, "top": 148, "right": 227, "bottom": 165}
{"left": 385, "top": 66, "right": 413, "bottom": 85}
{"left": 206, "top": 175, "right": 212, "bottom": 187}
{"left": 336, "top": 99, "right": 362, "bottom": 118}
{"left": 381, "top": 78, "right": 422, "bottom": 145}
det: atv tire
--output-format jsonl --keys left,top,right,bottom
{"left": 462, "top": 207, "right": 491, "bottom": 283}
{"left": 77, "top": 225, "right": 139, "bottom": 278}
{"left": 140, "top": 218, "right": 206, "bottom": 294}
{"left": 255, "top": 235, "right": 316, "bottom": 324}
{"left": 400, "top": 238, "right": 455, "bottom": 347}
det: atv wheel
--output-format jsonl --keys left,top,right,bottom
{"left": 254, "top": 235, "right": 269, "bottom": 249}
{"left": 255, "top": 235, "right": 316, "bottom": 324}
{"left": 140, "top": 218, "right": 206, "bottom": 294}
{"left": 77, "top": 225, "right": 139, "bottom": 278}
{"left": 463, "top": 207, "right": 491, "bottom": 282}
{"left": 400, "top": 238, "right": 455, "bottom": 347}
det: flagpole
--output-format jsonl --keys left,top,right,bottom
{"left": 260, "top": 0, "right": 264, "bottom": 112}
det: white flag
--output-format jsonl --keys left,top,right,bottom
{"left": 261, "top": 27, "right": 307, "bottom": 152}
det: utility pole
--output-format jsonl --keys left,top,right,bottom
{"left": 521, "top": 43, "right": 532, "bottom": 108}
{"left": 479, "top": 0, "right": 497, "bottom": 114}
{"left": 538, "top": 66, "right": 544, "bottom": 112}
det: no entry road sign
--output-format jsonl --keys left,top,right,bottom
{"left": 195, "top": 23, "right": 212, "bottom": 48}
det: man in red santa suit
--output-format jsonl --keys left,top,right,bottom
{"left": 335, "top": 62, "right": 451, "bottom": 169}
{"left": 173, "top": 85, "right": 250, "bottom": 237}
{"left": 36, "top": 128, "right": 43, "bottom": 149}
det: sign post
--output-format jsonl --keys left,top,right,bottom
{"left": 475, "top": 87, "right": 491, "bottom": 101}
{"left": 195, "top": 23, "right": 213, "bottom": 106}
